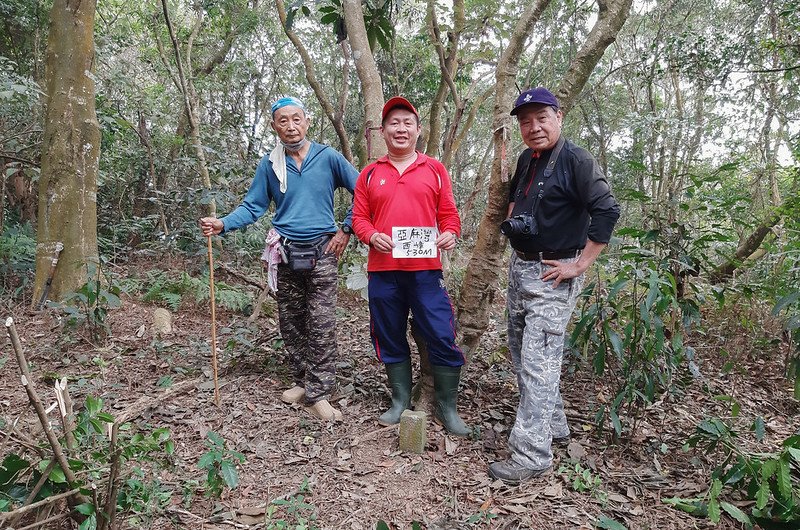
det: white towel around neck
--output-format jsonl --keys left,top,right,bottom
{"left": 269, "top": 142, "right": 288, "bottom": 193}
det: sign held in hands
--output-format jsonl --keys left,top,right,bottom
{"left": 391, "top": 226, "right": 437, "bottom": 259}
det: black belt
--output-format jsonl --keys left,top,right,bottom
{"left": 281, "top": 234, "right": 333, "bottom": 248}
{"left": 515, "top": 249, "right": 580, "bottom": 261}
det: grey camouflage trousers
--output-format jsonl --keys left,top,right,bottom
{"left": 506, "top": 253, "right": 584, "bottom": 470}
{"left": 276, "top": 251, "right": 338, "bottom": 404}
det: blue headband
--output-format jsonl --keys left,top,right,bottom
{"left": 271, "top": 97, "right": 306, "bottom": 116}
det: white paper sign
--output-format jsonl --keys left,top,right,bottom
{"left": 392, "top": 226, "right": 438, "bottom": 258}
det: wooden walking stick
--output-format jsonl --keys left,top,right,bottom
{"left": 207, "top": 236, "right": 221, "bottom": 407}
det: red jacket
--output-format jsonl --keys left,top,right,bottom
{"left": 353, "top": 153, "right": 461, "bottom": 272}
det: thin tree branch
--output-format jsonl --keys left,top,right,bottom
{"left": 1, "top": 153, "right": 41, "bottom": 167}
{"left": 0, "top": 486, "right": 83, "bottom": 523}
{"left": 275, "top": 0, "right": 353, "bottom": 162}
{"left": 5, "top": 317, "right": 91, "bottom": 511}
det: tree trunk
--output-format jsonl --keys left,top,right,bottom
{"left": 342, "top": 0, "right": 386, "bottom": 163}
{"left": 456, "top": 0, "right": 634, "bottom": 358}
{"left": 424, "top": 0, "right": 464, "bottom": 158}
{"left": 708, "top": 197, "right": 796, "bottom": 283}
{"left": 276, "top": 0, "right": 353, "bottom": 162}
{"left": 32, "top": 0, "right": 100, "bottom": 305}
{"left": 454, "top": 0, "right": 552, "bottom": 358}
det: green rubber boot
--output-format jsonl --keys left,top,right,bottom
{"left": 432, "top": 365, "right": 470, "bottom": 437}
{"left": 378, "top": 359, "right": 412, "bottom": 426}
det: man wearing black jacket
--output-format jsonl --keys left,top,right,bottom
{"left": 489, "top": 87, "right": 620, "bottom": 485}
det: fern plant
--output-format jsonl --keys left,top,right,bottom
{"left": 127, "top": 270, "right": 252, "bottom": 312}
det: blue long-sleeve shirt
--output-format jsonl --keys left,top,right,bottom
{"left": 220, "top": 142, "right": 359, "bottom": 242}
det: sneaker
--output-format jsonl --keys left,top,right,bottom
{"left": 281, "top": 385, "right": 305, "bottom": 404}
{"left": 488, "top": 459, "right": 548, "bottom": 485}
{"left": 305, "top": 399, "right": 343, "bottom": 421}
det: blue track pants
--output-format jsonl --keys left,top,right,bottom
{"left": 367, "top": 270, "right": 464, "bottom": 367}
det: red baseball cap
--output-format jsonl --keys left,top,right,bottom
{"left": 382, "top": 96, "right": 419, "bottom": 122}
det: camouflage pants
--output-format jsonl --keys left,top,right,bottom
{"left": 506, "top": 253, "right": 584, "bottom": 470}
{"left": 276, "top": 251, "right": 338, "bottom": 404}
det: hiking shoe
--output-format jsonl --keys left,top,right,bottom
{"left": 281, "top": 385, "right": 305, "bottom": 404}
{"left": 305, "top": 399, "right": 343, "bottom": 422}
{"left": 488, "top": 459, "right": 548, "bottom": 485}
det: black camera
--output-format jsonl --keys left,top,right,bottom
{"left": 500, "top": 213, "right": 538, "bottom": 237}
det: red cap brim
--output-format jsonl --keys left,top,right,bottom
{"left": 382, "top": 96, "right": 418, "bottom": 121}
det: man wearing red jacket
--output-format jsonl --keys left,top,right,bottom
{"left": 352, "top": 96, "right": 469, "bottom": 436}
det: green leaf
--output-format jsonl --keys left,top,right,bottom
{"left": 375, "top": 25, "right": 391, "bottom": 51}
{"left": 85, "top": 395, "right": 102, "bottom": 416}
{"left": 776, "top": 458, "right": 791, "bottom": 500}
{"left": 606, "top": 327, "right": 624, "bottom": 359}
{"left": 761, "top": 458, "right": 777, "bottom": 480}
{"left": 49, "top": 466, "right": 67, "bottom": 484}
{"left": 716, "top": 161, "right": 740, "bottom": 172}
{"left": 720, "top": 502, "right": 751, "bottom": 525}
{"left": 76, "top": 503, "right": 95, "bottom": 515}
{"left": 206, "top": 431, "right": 224, "bottom": 448}
{"left": 376, "top": 522, "right": 390, "bottom": 530}
{"left": 320, "top": 12, "right": 339, "bottom": 24}
{"left": 96, "top": 412, "right": 115, "bottom": 424}
{"left": 755, "top": 482, "right": 769, "bottom": 510}
{"left": 595, "top": 516, "right": 627, "bottom": 529}
{"left": 220, "top": 460, "right": 239, "bottom": 489}
{"left": 198, "top": 453, "right": 216, "bottom": 470}
{"left": 753, "top": 417, "right": 766, "bottom": 441}
{"left": 609, "top": 409, "right": 622, "bottom": 435}
{"left": 0, "top": 454, "right": 30, "bottom": 486}
{"left": 787, "top": 447, "right": 800, "bottom": 464}
{"left": 772, "top": 292, "right": 800, "bottom": 315}
{"left": 78, "top": 514, "right": 97, "bottom": 530}
{"left": 723, "top": 459, "right": 747, "bottom": 486}
{"left": 710, "top": 478, "right": 723, "bottom": 498}
{"left": 708, "top": 498, "right": 721, "bottom": 523}
{"left": 592, "top": 346, "right": 606, "bottom": 375}
{"left": 285, "top": 8, "right": 297, "bottom": 30}
{"left": 102, "top": 291, "right": 121, "bottom": 308}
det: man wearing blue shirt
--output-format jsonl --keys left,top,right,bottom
{"left": 201, "top": 96, "right": 358, "bottom": 421}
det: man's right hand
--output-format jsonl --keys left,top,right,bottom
{"left": 369, "top": 232, "right": 395, "bottom": 253}
{"left": 199, "top": 217, "right": 224, "bottom": 237}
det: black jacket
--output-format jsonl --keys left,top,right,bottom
{"left": 507, "top": 137, "right": 620, "bottom": 253}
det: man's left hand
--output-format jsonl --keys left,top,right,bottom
{"left": 540, "top": 259, "right": 585, "bottom": 288}
{"left": 436, "top": 231, "right": 458, "bottom": 251}
{"left": 325, "top": 230, "right": 350, "bottom": 259}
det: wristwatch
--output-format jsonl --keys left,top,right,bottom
{"left": 342, "top": 224, "right": 353, "bottom": 235}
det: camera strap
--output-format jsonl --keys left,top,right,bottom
{"left": 528, "top": 135, "right": 565, "bottom": 215}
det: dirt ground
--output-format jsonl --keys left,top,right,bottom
{"left": 1, "top": 262, "right": 798, "bottom": 530}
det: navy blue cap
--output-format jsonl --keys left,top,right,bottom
{"left": 510, "top": 87, "right": 560, "bottom": 115}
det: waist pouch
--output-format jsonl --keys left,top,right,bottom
{"left": 284, "top": 235, "right": 331, "bottom": 271}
